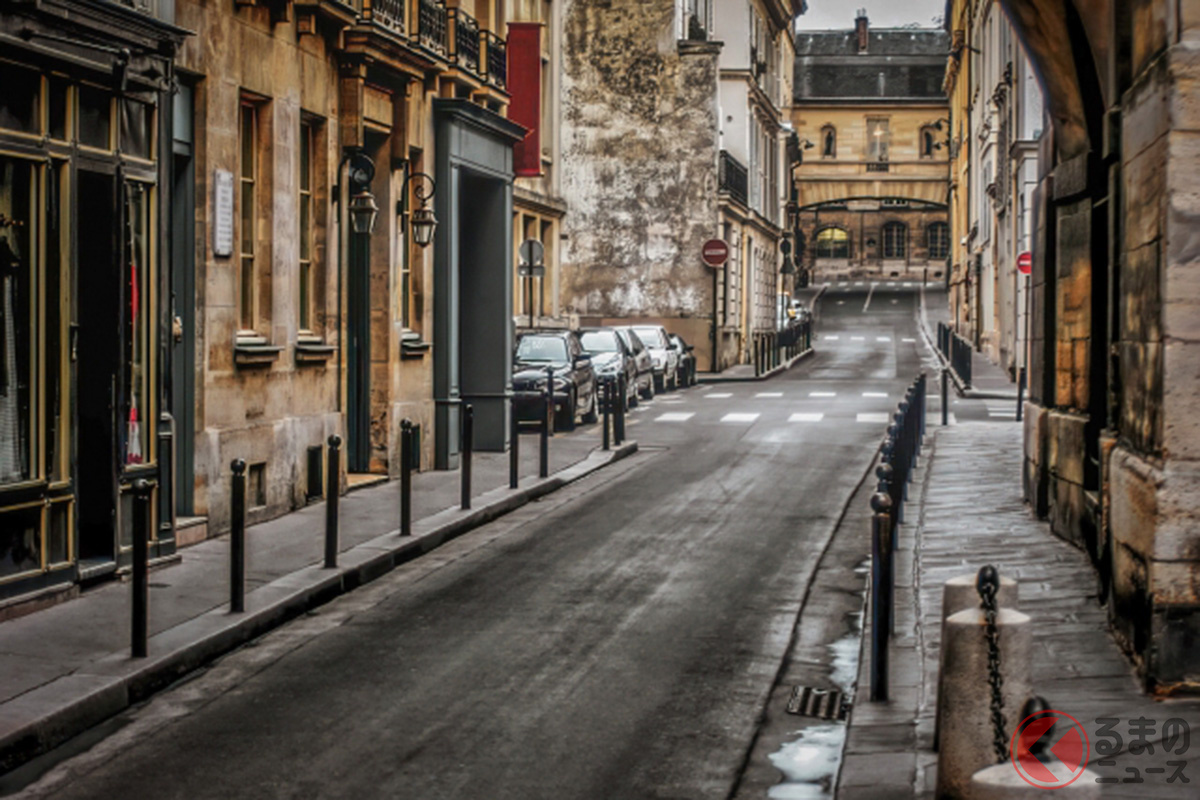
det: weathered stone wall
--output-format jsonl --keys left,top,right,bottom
{"left": 560, "top": 0, "right": 721, "bottom": 352}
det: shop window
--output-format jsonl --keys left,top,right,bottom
{"left": 927, "top": 222, "right": 950, "bottom": 260}
{"left": 815, "top": 227, "right": 850, "bottom": 259}
{"left": 48, "top": 77, "right": 69, "bottom": 142}
{"left": 0, "top": 157, "right": 33, "bottom": 485}
{"left": 79, "top": 85, "right": 112, "bottom": 150}
{"left": 821, "top": 125, "right": 836, "bottom": 158}
{"left": 120, "top": 99, "right": 153, "bottom": 160}
{"left": 299, "top": 119, "right": 315, "bottom": 333}
{"left": 882, "top": 222, "right": 908, "bottom": 259}
{"left": 124, "top": 182, "right": 152, "bottom": 466}
{"left": 49, "top": 500, "right": 70, "bottom": 565}
{"left": 0, "top": 62, "right": 40, "bottom": 134}
{"left": 0, "top": 506, "right": 41, "bottom": 580}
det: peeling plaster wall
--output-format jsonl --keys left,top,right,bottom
{"left": 560, "top": 0, "right": 721, "bottom": 341}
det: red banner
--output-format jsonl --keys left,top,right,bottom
{"left": 507, "top": 22, "right": 542, "bottom": 177}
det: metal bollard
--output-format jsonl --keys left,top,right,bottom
{"left": 230, "top": 459, "right": 246, "bottom": 613}
{"left": 615, "top": 373, "right": 627, "bottom": 445}
{"left": 131, "top": 478, "right": 152, "bottom": 658}
{"left": 1016, "top": 366, "right": 1026, "bottom": 423}
{"left": 461, "top": 404, "right": 473, "bottom": 510}
{"left": 540, "top": 366, "right": 552, "bottom": 478}
{"left": 325, "top": 435, "right": 340, "bottom": 568}
{"left": 602, "top": 378, "right": 611, "bottom": 451}
{"left": 400, "top": 421, "right": 413, "bottom": 536}
{"left": 509, "top": 400, "right": 519, "bottom": 490}
{"left": 942, "top": 368, "right": 949, "bottom": 426}
{"left": 869, "top": 491, "right": 893, "bottom": 701}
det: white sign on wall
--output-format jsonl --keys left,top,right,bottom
{"left": 213, "top": 169, "right": 234, "bottom": 257}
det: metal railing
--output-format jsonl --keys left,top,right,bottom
{"left": 448, "top": 8, "right": 480, "bottom": 74}
{"left": 719, "top": 150, "right": 749, "bottom": 208}
{"left": 418, "top": 0, "right": 448, "bottom": 54}
{"left": 751, "top": 319, "right": 813, "bottom": 377}
{"left": 937, "top": 321, "right": 973, "bottom": 388}
{"left": 365, "top": 0, "right": 405, "bottom": 33}
{"left": 481, "top": 31, "right": 507, "bottom": 89}
{"left": 866, "top": 162, "right": 890, "bottom": 173}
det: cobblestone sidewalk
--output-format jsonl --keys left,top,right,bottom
{"left": 838, "top": 422, "right": 1200, "bottom": 798}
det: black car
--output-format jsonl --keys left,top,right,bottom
{"left": 512, "top": 331, "right": 598, "bottom": 430}
{"left": 669, "top": 334, "right": 697, "bottom": 387}
{"left": 579, "top": 327, "right": 639, "bottom": 410}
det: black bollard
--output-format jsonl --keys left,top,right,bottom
{"left": 541, "top": 366, "right": 552, "bottom": 478}
{"left": 461, "top": 404, "right": 473, "bottom": 510}
{"left": 602, "top": 378, "right": 611, "bottom": 451}
{"left": 230, "top": 459, "right": 246, "bottom": 613}
{"left": 1017, "top": 366, "right": 1026, "bottom": 423}
{"left": 131, "top": 479, "right": 152, "bottom": 657}
{"left": 325, "top": 435, "right": 340, "bottom": 568}
{"left": 615, "top": 372, "right": 626, "bottom": 445}
{"left": 400, "top": 420, "right": 413, "bottom": 536}
{"left": 509, "top": 400, "right": 519, "bottom": 490}
{"left": 941, "top": 368, "right": 949, "bottom": 426}
{"left": 870, "top": 491, "right": 894, "bottom": 701}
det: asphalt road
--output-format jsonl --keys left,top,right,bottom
{"left": 13, "top": 285, "right": 934, "bottom": 800}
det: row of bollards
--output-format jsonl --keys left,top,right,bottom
{"left": 750, "top": 320, "right": 814, "bottom": 377}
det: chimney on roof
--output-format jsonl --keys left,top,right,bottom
{"left": 855, "top": 9, "right": 869, "bottom": 53}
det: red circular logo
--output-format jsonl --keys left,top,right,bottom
{"left": 1010, "top": 709, "right": 1090, "bottom": 789}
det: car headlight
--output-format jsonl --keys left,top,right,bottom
{"left": 652, "top": 356, "right": 664, "bottom": 369}
{"left": 598, "top": 363, "right": 620, "bottom": 375}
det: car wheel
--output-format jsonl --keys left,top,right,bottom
{"left": 582, "top": 388, "right": 598, "bottom": 423}
{"left": 557, "top": 392, "right": 577, "bottom": 431}
{"left": 653, "top": 374, "right": 664, "bottom": 394}
{"left": 629, "top": 381, "right": 639, "bottom": 407}
{"left": 641, "top": 376, "right": 654, "bottom": 400}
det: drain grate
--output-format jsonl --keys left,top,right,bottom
{"left": 786, "top": 686, "right": 849, "bottom": 721}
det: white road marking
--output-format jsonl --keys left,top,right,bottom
{"left": 825, "top": 335, "right": 840, "bottom": 340}
{"left": 837, "top": 300, "right": 845, "bottom": 305}
{"left": 988, "top": 411, "right": 1016, "bottom": 418}
{"left": 656, "top": 412, "right": 695, "bottom": 422}
{"left": 904, "top": 282, "right": 914, "bottom": 287}
{"left": 902, "top": 338, "right": 917, "bottom": 343}
{"left": 721, "top": 413, "right": 760, "bottom": 423}
{"left": 862, "top": 283, "right": 875, "bottom": 312}
{"left": 851, "top": 336, "right": 865, "bottom": 341}
{"left": 854, "top": 281, "right": 865, "bottom": 286}
{"left": 706, "top": 393, "right": 733, "bottom": 399}
{"left": 863, "top": 392, "right": 889, "bottom": 398}
{"left": 809, "top": 391, "right": 837, "bottom": 397}
{"left": 756, "top": 392, "right": 784, "bottom": 398}
{"left": 890, "top": 299, "right": 899, "bottom": 305}
{"left": 877, "top": 336, "right": 891, "bottom": 342}
{"left": 856, "top": 413, "right": 891, "bottom": 423}
{"left": 789, "top": 413, "right": 825, "bottom": 422}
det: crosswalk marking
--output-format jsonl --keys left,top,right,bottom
{"left": 877, "top": 336, "right": 891, "bottom": 342}
{"left": 756, "top": 392, "right": 784, "bottom": 398}
{"left": 851, "top": 336, "right": 865, "bottom": 341}
{"left": 809, "top": 391, "right": 837, "bottom": 397}
{"left": 721, "top": 413, "right": 760, "bottom": 423}
{"left": 825, "top": 335, "right": 840, "bottom": 340}
{"left": 857, "top": 413, "right": 891, "bottom": 423}
{"left": 789, "top": 413, "right": 825, "bottom": 422}
{"left": 854, "top": 281, "right": 865, "bottom": 286}
{"left": 902, "top": 338, "right": 917, "bottom": 343}
{"left": 656, "top": 412, "right": 695, "bottom": 422}
{"left": 706, "top": 393, "right": 733, "bottom": 399}
{"left": 863, "top": 392, "right": 888, "bottom": 398}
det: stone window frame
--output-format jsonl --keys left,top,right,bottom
{"left": 821, "top": 125, "right": 837, "bottom": 159}
{"left": 926, "top": 221, "right": 949, "bottom": 260}
{"left": 237, "top": 93, "right": 273, "bottom": 340}
{"left": 815, "top": 226, "right": 850, "bottom": 259}
{"left": 882, "top": 221, "right": 908, "bottom": 260}
{"left": 919, "top": 125, "right": 938, "bottom": 159}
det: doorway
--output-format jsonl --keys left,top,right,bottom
{"left": 75, "top": 171, "right": 120, "bottom": 565}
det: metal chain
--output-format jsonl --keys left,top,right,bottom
{"left": 981, "top": 580, "right": 1008, "bottom": 762}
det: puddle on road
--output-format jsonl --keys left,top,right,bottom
{"left": 767, "top": 611, "right": 863, "bottom": 799}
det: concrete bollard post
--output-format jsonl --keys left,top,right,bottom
{"left": 936, "top": 607, "right": 1034, "bottom": 800}
{"left": 967, "top": 764, "right": 1100, "bottom": 799}
{"left": 934, "top": 574, "right": 1019, "bottom": 752}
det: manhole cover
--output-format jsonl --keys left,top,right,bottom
{"left": 786, "top": 686, "right": 849, "bottom": 721}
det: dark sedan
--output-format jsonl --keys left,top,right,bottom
{"left": 579, "top": 328, "right": 639, "bottom": 410}
{"left": 512, "top": 331, "right": 597, "bottom": 431}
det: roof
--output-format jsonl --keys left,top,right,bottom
{"left": 794, "top": 28, "right": 950, "bottom": 102}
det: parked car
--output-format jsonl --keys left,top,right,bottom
{"left": 669, "top": 334, "right": 696, "bottom": 387}
{"left": 631, "top": 325, "right": 679, "bottom": 392}
{"left": 579, "top": 327, "right": 639, "bottom": 410}
{"left": 614, "top": 327, "right": 655, "bottom": 400}
{"left": 511, "top": 331, "right": 597, "bottom": 431}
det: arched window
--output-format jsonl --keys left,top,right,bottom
{"left": 816, "top": 227, "right": 850, "bottom": 259}
{"left": 882, "top": 222, "right": 907, "bottom": 259}
{"left": 821, "top": 125, "right": 836, "bottom": 158}
{"left": 927, "top": 222, "right": 949, "bottom": 260}
{"left": 920, "top": 127, "right": 938, "bottom": 158}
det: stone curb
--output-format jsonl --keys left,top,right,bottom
{"left": 0, "top": 441, "right": 640, "bottom": 774}
{"left": 916, "top": 287, "right": 1018, "bottom": 402}
{"left": 697, "top": 347, "right": 816, "bottom": 384}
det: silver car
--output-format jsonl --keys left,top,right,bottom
{"left": 631, "top": 325, "right": 679, "bottom": 392}
{"left": 614, "top": 327, "right": 655, "bottom": 400}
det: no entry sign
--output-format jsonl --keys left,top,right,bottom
{"left": 1017, "top": 251, "right": 1032, "bottom": 275}
{"left": 702, "top": 239, "right": 730, "bottom": 268}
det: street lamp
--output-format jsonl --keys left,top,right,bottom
{"left": 349, "top": 189, "right": 378, "bottom": 235}
{"left": 399, "top": 171, "right": 438, "bottom": 248}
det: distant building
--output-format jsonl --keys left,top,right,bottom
{"left": 791, "top": 12, "right": 950, "bottom": 283}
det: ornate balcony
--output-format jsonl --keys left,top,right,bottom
{"left": 363, "top": 0, "right": 404, "bottom": 33}
{"left": 481, "top": 30, "right": 506, "bottom": 89}
{"left": 448, "top": 8, "right": 480, "bottom": 75}
{"left": 418, "top": 0, "right": 448, "bottom": 55}
{"left": 719, "top": 150, "right": 748, "bottom": 207}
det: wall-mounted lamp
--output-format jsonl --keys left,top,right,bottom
{"left": 335, "top": 150, "right": 379, "bottom": 235}
{"left": 398, "top": 171, "right": 438, "bottom": 248}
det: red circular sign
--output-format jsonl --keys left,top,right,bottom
{"left": 701, "top": 239, "right": 730, "bottom": 268}
{"left": 1010, "top": 708, "right": 1090, "bottom": 789}
{"left": 1017, "top": 251, "right": 1033, "bottom": 275}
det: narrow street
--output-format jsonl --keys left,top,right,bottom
{"left": 9, "top": 286, "right": 930, "bottom": 799}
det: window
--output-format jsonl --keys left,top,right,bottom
{"left": 882, "top": 222, "right": 907, "bottom": 259}
{"left": 927, "top": 222, "right": 949, "bottom": 260}
{"left": 79, "top": 84, "right": 112, "bottom": 150}
{"left": 0, "top": 157, "right": 34, "bottom": 485}
{"left": 239, "top": 101, "right": 257, "bottom": 333}
{"left": 0, "top": 62, "right": 41, "bottom": 135}
{"left": 125, "top": 182, "right": 152, "bottom": 465}
{"left": 816, "top": 227, "right": 850, "bottom": 259}
{"left": 298, "top": 119, "right": 315, "bottom": 333}
{"left": 821, "top": 125, "right": 836, "bottom": 158}
{"left": 920, "top": 126, "right": 939, "bottom": 158}
{"left": 866, "top": 117, "right": 890, "bottom": 161}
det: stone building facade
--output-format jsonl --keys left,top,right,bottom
{"left": 560, "top": 0, "right": 803, "bottom": 372}
{"left": 792, "top": 14, "right": 951, "bottom": 284}
{"left": 961, "top": 0, "right": 1200, "bottom": 690}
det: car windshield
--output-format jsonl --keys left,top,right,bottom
{"left": 580, "top": 331, "right": 619, "bottom": 353}
{"left": 633, "top": 328, "right": 666, "bottom": 349}
{"left": 516, "top": 336, "right": 569, "bottom": 363}
{"left": 616, "top": 329, "right": 640, "bottom": 353}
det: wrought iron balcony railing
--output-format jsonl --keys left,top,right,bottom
{"left": 866, "top": 161, "right": 890, "bottom": 173}
{"left": 418, "top": 0, "right": 448, "bottom": 55}
{"left": 719, "top": 150, "right": 748, "bottom": 208}
{"left": 364, "top": 0, "right": 405, "bottom": 33}
{"left": 448, "top": 8, "right": 480, "bottom": 75}
{"left": 481, "top": 31, "right": 506, "bottom": 89}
